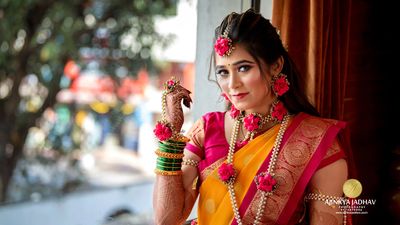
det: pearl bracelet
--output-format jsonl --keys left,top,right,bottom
{"left": 182, "top": 158, "right": 199, "bottom": 167}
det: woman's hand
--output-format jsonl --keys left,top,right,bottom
{"left": 165, "top": 84, "right": 192, "bottom": 133}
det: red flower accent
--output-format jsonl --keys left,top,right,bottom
{"left": 214, "top": 37, "right": 232, "bottom": 56}
{"left": 243, "top": 114, "right": 260, "bottom": 132}
{"left": 153, "top": 121, "right": 172, "bottom": 141}
{"left": 190, "top": 219, "right": 198, "bottom": 225}
{"left": 221, "top": 93, "right": 230, "bottom": 102}
{"left": 271, "top": 101, "right": 287, "bottom": 121}
{"left": 230, "top": 105, "right": 240, "bottom": 119}
{"left": 218, "top": 163, "right": 235, "bottom": 182}
{"left": 167, "top": 79, "right": 175, "bottom": 87}
{"left": 256, "top": 173, "right": 277, "bottom": 192}
{"left": 273, "top": 75, "right": 290, "bottom": 96}
{"left": 236, "top": 140, "right": 248, "bottom": 149}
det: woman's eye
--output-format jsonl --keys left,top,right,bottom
{"left": 238, "top": 65, "right": 251, "bottom": 72}
{"left": 216, "top": 69, "right": 229, "bottom": 78}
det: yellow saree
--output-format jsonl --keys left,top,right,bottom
{"left": 197, "top": 124, "right": 281, "bottom": 225}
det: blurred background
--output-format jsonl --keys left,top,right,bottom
{"left": 0, "top": 0, "right": 197, "bottom": 224}
{"left": 0, "top": 0, "right": 399, "bottom": 225}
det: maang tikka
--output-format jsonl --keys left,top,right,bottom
{"left": 214, "top": 24, "right": 235, "bottom": 57}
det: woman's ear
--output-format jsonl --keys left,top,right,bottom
{"left": 271, "top": 56, "right": 284, "bottom": 75}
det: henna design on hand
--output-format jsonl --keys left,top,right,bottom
{"left": 165, "top": 85, "right": 192, "bottom": 132}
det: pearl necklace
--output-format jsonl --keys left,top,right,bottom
{"left": 224, "top": 114, "right": 290, "bottom": 225}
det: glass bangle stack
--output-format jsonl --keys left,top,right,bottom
{"left": 154, "top": 137, "right": 188, "bottom": 176}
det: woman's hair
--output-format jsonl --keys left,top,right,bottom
{"left": 209, "top": 9, "right": 320, "bottom": 116}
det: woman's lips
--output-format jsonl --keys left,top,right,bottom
{"left": 231, "top": 93, "right": 249, "bottom": 100}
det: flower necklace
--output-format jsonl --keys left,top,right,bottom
{"left": 229, "top": 99, "right": 287, "bottom": 147}
{"left": 218, "top": 101, "right": 290, "bottom": 225}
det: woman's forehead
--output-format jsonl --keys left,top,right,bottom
{"left": 215, "top": 44, "right": 255, "bottom": 66}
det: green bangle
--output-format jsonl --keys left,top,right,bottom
{"left": 158, "top": 142, "right": 185, "bottom": 151}
{"left": 156, "top": 164, "right": 182, "bottom": 171}
{"left": 157, "top": 161, "right": 182, "bottom": 167}
{"left": 158, "top": 146, "right": 184, "bottom": 154}
{"left": 156, "top": 162, "right": 181, "bottom": 167}
{"left": 160, "top": 140, "right": 186, "bottom": 147}
{"left": 164, "top": 140, "right": 186, "bottom": 147}
{"left": 157, "top": 157, "right": 183, "bottom": 163}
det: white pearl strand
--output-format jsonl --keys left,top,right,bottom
{"left": 226, "top": 114, "right": 290, "bottom": 225}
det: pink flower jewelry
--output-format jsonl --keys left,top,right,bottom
{"left": 220, "top": 100, "right": 291, "bottom": 225}
{"left": 218, "top": 162, "right": 236, "bottom": 183}
{"left": 271, "top": 101, "right": 288, "bottom": 122}
{"left": 153, "top": 122, "right": 173, "bottom": 141}
{"left": 153, "top": 77, "right": 180, "bottom": 141}
{"left": 272, "top": 73, "right": 290, "bottom": 96}
{"left": 243, "top": 114, "right": 261, "bottom": 132}
{"left": 230, "top": 105, "right": 241, "bottom": 119}
{"left": 214, "top": 25, "right": 234, "bottom": 57}
{"left": 221, "top": 93, "right": 230, "bottom": 102}
{"left": 164, "top": 77, "right": 179, "bottom": 93}
{"left": 255, "top": 172, "right": 277, "bottom": 192}
{"left": 190, "top": 219, "right": 198, "bottom": 225}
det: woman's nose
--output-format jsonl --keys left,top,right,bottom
{"left": 228, "top": 73, "right": 241, "bottom": 89}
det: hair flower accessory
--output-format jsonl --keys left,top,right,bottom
{"left": 218, "top": 162, "right": 236, "bottom": 183}
{"left": 255, "top": 173, "right": 277, "bottom": 192}
{"left": 214, "top": 25, "right": 234, "bottom": 57}
{"left": 272, "top": 73, "right": 290, "bottom": 96}
{"left": 215, "top": 37, "right": 233, "bottom": 57}
{"left": 153, "top": 121, "right": 173, "bottom": 141}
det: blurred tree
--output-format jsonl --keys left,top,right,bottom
{"left": 0, "top": 0, "right": 177, "bottom": 202}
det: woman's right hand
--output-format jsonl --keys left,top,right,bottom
{"left": 165, "top": 84, "right": 192, "bottom": 134}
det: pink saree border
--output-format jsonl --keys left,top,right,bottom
{"left": 276, "top": 118, "right": 346, "bottom": 224}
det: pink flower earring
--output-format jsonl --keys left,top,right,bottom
{"left": 271, "top": 73, "right": 290, "bottom": 96}
{"left": 221, "top": 93, "right": 230, "bottom": 102}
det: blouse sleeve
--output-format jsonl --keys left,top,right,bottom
{"left": 185, "top": 118, "right": 205, "bottom": 159}
{"left": 318, "top": 138, "right": 346, "bottom": 169}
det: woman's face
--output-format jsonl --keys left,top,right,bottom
{"left": 215, "top": 44, "right": 275, "bottom": 115}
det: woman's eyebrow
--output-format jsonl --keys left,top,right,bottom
{"left": 216, "top": 60, "right": 255, "bottom": 70}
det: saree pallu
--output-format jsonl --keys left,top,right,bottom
{"left": 196, "top": 112, "right": 346, "bottom": 225}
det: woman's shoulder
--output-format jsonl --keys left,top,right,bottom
{"left": 201, "top": 111, "right": 226, "bottom": 123}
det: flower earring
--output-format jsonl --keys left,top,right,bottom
{"left": 271, "top": 73, "right": 290, "bottom": 96}
{"left": 221, "top": 93, "right": 230, "bottom": 102}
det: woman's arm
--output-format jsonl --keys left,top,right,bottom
{"left": 153, "top": 150, "right": 200, "bottom": 225}
{"left": 308, "top": 158, "right": 348, "bottom": 225}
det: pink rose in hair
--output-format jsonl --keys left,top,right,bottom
{"left": 257, "top": 173, "right": 277, "bottom": 192}
{"left": 214, "top": 37, "right": 231, "bottom": 56}
{"left": 153, "top": 122, "right": 172, "bottom": 141}
{"left": 271, "top": 101, "right": 287, "bottom": 121}
{"left": 218, "top": 163, "right": 235, "bottom": 182}
{"left": 273, "top": 76, "right": 290, "bottom": 96}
